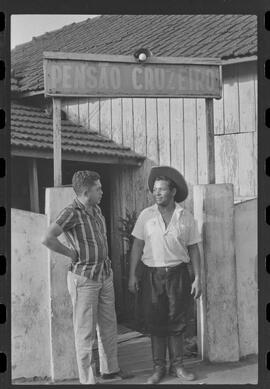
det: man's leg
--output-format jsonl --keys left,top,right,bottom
{"left": 146, "top": 335, "right": 167, "bottom": 384}
{"left": 168, "top": 334, "right": 195, "bottom": 381}
{"left": 96, "top": 272, "right": 119, "bottom": 376}
{"left": 67, "top": 271, "right": 100, "bottom": 384}
{"left": 166, "top": 265, "right": 195, "bottom": 381}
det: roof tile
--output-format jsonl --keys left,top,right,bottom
{"left": 11, "top": 15, "right": 257, "bottom": 93}
{"left": 11, "top": 102, "right": 144, "bottom": 162}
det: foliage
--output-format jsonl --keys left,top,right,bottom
{"left": 118, "top": 208, "right": 137, "bottom": 246}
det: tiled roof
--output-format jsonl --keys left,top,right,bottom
{"left": 11, "top": 14, "right": 257, "bottom": 93}
{"left": 11, "top": 102, "right": 144, "bottom": 163}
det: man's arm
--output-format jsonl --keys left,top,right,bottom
{"left": 188, "top": 243, "right": 202, "bottom": 299}
{"left": 42, "top": 222, "right": 77, "bottom": 261}
{"left": 128, "top": 237, "right": 145, "bottom": 293}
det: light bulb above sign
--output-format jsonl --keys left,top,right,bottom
{"left": 44, "top": 52, "right": 222, "bottom": 99}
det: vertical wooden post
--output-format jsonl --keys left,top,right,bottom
{"left": 28, "top": 158, "right": 39, "bottom": 213}
{"left": 53, "top": 97, "right": 62, "bottom": 186}
{"left": 205, "top": 98, "right": 215, "bottom": 183}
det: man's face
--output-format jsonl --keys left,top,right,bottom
{"left": 84, "top": 179, "right": 103, "bottom": 206}
{"left": 153, "top": 179, "right": 175, "bottom": 206}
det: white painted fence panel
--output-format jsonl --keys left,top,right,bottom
{"left": 11, "top": 209, "right": 51, "bottom": 380}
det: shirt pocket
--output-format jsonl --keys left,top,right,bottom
{"left": 145, "top": 218, "right": 159, "bottom": 238}
{"left": 176, "top": 223, "right": 190, "bottom": 246}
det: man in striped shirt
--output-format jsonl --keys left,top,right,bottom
{"left": 42, "top": 170, "right": 120, "bottom": 384}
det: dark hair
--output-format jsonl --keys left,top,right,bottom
{"left": 154, "top": 175, "right": 176, "bottom": 191}
{"left": 72, "top": 170, "right": 100, "bottom": 195}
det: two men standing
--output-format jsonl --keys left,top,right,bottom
{"left": 43, "top": 166, "right": 201, "bottom": 385}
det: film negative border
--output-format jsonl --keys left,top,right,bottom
{"left": 0, "top": 1, "right": 269, "bottom": 388}
{"left": 0, "top": 7, "right": 8, "bottom": 389}
{"left": 262, "top": 8, "right": 270, "bottom": 388}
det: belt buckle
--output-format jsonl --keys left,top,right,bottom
{"left": 165, "top": 267, "right": 169, "bottom": 272}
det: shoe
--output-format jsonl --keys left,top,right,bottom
{"left": 169, "top": 366, "right": 195, "bottom": 381}
{"left": 100, "top": 369, "right": 134, "bottom": 380}
{"left": 146, "top": 367, "right": 166, "bottom": 384}
{"left": 145, "top": 335, "right": 167, "bottom": 384}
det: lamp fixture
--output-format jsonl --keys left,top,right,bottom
{"left": 133, "top": 47, "right": 152, "bottom": 63}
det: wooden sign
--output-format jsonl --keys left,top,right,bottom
{"left": 44, "top": 52, "right": 222, "bottom": 99}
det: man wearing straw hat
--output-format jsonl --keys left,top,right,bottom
{"left": 128, "top": 166, "right": 202, "bottom": 384}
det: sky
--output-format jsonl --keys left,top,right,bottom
{"left": 11, "top": 15, "right": 99, "bottom": 49}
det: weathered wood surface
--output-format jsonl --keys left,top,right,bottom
{"left": 44, "top": 54, "right": 222, "bottom": 98}
{"left": 111, "top": 98, "right": 123, "bottom": 144}
{"left": 146, "top": 98, "right": 158, "bottom": 162}
{"left": 215, "top": 132, "right": 256, "bottom": 198}
{"left": 61, "top": 61, "right": 257, "bottom": 199}
{"left": 205, "top": 98, "right": 215, "bottom": 184}
{"left": 223, "top": 65, "right": 240, "bottom": 133}
{"left": 109, "top": 167, "right": 124, "bottom": 316}
{"left": 193, "top": 184, "right": 240, "bottom": 362}
{"left": 133, "top": 98, "right": 146, "bottom": 155}
{"left": 170, "top": 98, "right": 184, "bottom": 173}
{"left": 52, "top": 97, "right": 62, "bottom": 186}
{"left": 196, "top": 99, "right": 208, "bottom": 184}
{"left": 89, "top": 99, "right": 100, "bottom": 133}
{"left": 157, "top": 98, "right": 170, "bottom": 165}
{"left": 238, "top": 61, "right": 256, "bottom": 133}
{"left": 184, "top": 99, "right": 197, "bottom": 184}
{"left": 122, "top": 98, "right": 134, "bottom": 149}
{"left": 28, "top": 158, "right": 39, "bottom": 213}
{"left": 100, "top": 98, "right": 112, "bottom": 139}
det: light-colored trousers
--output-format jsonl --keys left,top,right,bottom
{"left": 67, "top": 270, "right": 119, "bottom": 384}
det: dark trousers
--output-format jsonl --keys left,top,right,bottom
{"left": 135, "top": 262, "right": 192, "bottom": 336}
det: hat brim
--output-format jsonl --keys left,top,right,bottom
{"left": 148, "top": 166, "right": 188, "bottom": 203}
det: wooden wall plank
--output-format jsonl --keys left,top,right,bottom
{"left": 122, "top": 98, "right": 134, "bottom": 149}
{"left": 78, "top": 98, "right": 89, "bottom": 130}
{"left": 146, "top": 98, "right": 158, "bottom": 163}
{"left": 100, "top": 98, "right": 112, "bottom": 139}
{"left": 133, "top": 98, "right": 146, "bottom": 155}
{"left": 134, "top": 160, "right": 154, "bottom": 213}
{"left": 237, "top": 133, "right": 256, "bottom": 197}
{"left": 213, "top": 94, "right": 224, "bottom": 135}
{"left": 111, "top": 98, "right": 123, "bottom": 144}
{"left": 67, "top": 98, "right": 80, "bottom": 125}
{"left": 182, "top": 99, "right": 198, "bottom": 211}
{"left": 109, "top": 167, "right": 124, "bottom": 316}
{"left": 183, "top": 99, "right": 198, "bottom": 184}
{"left": 215, "top": 134, "right": 240, "bottom": 197}
{"left": 170, "top": 98, "right": 184, "bottom": 173}
{"left": 223, "top": 64, "right": 240, "bottom": 134}
{"left": 238, "top": 62, "right": 256, "bottom": 133}
{"left": 253, "top": 131, "right": 257, "bottom": 197}
{"left": 157, "top": 98, "right": 170, "bottom": 165}
{"left": 196, "top": 99, "right": 208, "bottom": 184}
{"left": 53, "top": 97, "right": 62, "bottom": 186}
{"left": 120, "top": 167, "right": 135, "bottom": 216}
{"left": 254, "top": 70, "right": 258, "bottom": 132}
{"left": 61, "top": 100, "right": 69, "bottom": 116}
{"left": 89, "top": 99, "right": 100, "bottom": 133}
{"left": 28, "top": 158, "right": 40, "bottom": 213}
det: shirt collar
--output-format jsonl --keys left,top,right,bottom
{"left": 153, "top": 202, "right": 184, "bottom": 215}
{"left": 72, "top": 198, "right": 85, "bottom": 210}
{"left": 72, "top": 198, "right": 100, "bottom": 214}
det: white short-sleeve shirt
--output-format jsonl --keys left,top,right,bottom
{"left": 132, "top": 203, "right": 201, "bottom": 267}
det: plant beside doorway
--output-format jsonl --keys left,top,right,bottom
{"left": 118, "top": 209, "right": 137, "bottom": 324}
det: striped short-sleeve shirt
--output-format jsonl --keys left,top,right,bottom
{"left": 55, "top": 198, "right": 111, "bottom": 280}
